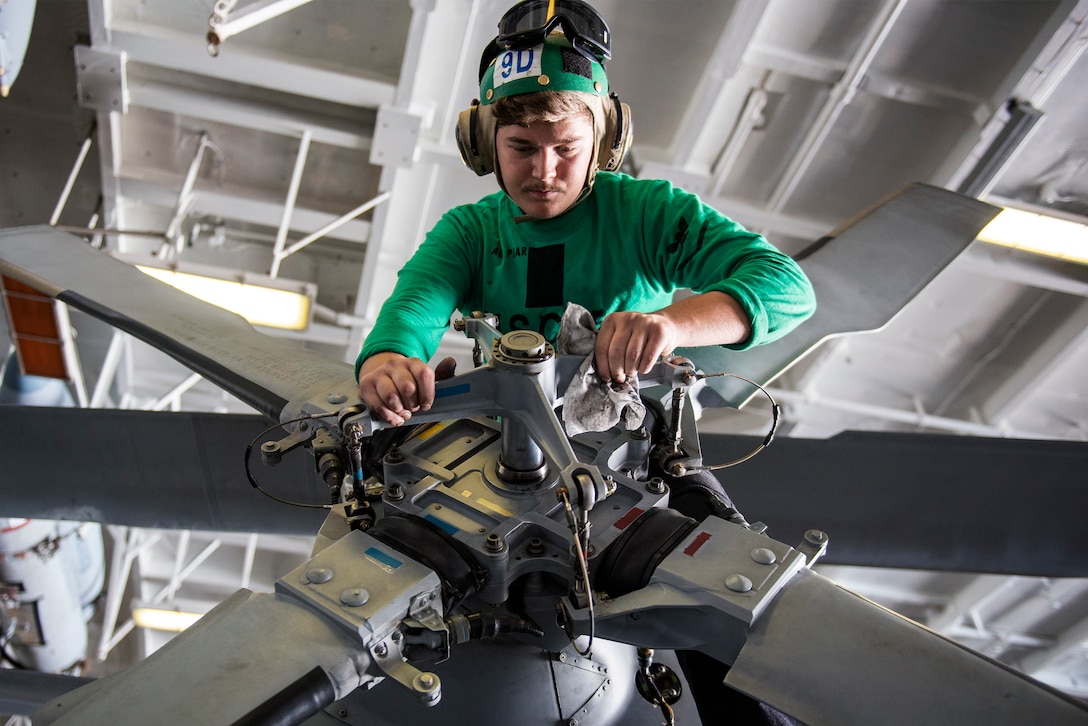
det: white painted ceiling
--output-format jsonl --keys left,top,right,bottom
{"left": 2, "top": 0, "right": 1087, "bottom": 707}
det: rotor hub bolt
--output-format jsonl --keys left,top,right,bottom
{"left": 646, "top": 477, "right": 667, "bottom": 494}
{"left": 386, "top": 482, "right": 405, "bottom": 501}
{"left": 527, "top": 537, "right": 546, "bottom": 557}
{"left": 485, "top": 533, "right": 507, "bottom": 553}
{"left": 804, "top": 529, "right": 828, "bottom": 545}
{"left": 305, "top": 566, "right": 334, "bottom": 584}
{"left": 750, "top": 547, "right": 777, "bottom": 565}
{"left": 340, "top": 587, "right": 369, "bottom": 606}
{"left": 725, "top": 574, "right": 754, "bottom": 593}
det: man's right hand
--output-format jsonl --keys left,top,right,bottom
{"left": 357, "top": 352, "right": 436, "bottom": 426}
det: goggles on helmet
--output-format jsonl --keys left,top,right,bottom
{"left": 498, "top": 0, "right": 610, "bottom": 60}
{"left": 478, "top": 0, "right": 611, "bottom": 80}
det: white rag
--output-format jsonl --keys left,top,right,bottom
{"left": 556, "top": 303, "right": 647, "bottom": 436}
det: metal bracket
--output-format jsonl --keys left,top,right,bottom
{"left": 370, "top": 635, "right": 441, "bottom": 706}
{"left": 75, "top": 46, "right": 128, "bottom": 114}
{"left": 370, "top": 105, "right": 424, "bottom": 168}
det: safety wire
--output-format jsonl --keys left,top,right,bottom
{"left": 635, "top": 649, "right": 676, "bottom": 725}
{"left": 686, "top": 371, "right": 781, "bottom": 471}
{"left": 558, "top": 488, "right": 594, "bottom": 657}
{"left": 243, "top": 413, "right": 340, "bottom": 509}
{"left": 649, "top": 680, "right": 676, "bottom": 726}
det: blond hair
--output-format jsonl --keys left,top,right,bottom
{"left": 492, "top": 91, "right": 593, "bottom": 127}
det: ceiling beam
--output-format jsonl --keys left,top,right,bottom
{"left": 117, "top": 178, "right": 371, "bottom": 244}
{"left": 126, "top": 74, "right": 373, "bottom": 151}
{"left": 977, "top": 295, "right": 1088, "bottom": 423}
{"left": 106, "top": 19, "right": 395, "bottom": 108}
{"left": 926, "top": 575, "right": 1022, "bottom": 633}
{"left": 1021, "top": 612, "right": 1088, "bottom": 680}
{"left": 667, "top": 0, "right": 769, "bottom": 167}
{"left": 960, "top": 244, "right": 1088, "bottom": 298}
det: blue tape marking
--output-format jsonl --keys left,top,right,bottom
{"left": 365, "top": 547, "right": 402, "bottom": 570}
{"left": 435, "top": 383, "right": 471, "bottom": 399}
{"left": 424, "top": 514, "right": 458, "bottom": 535}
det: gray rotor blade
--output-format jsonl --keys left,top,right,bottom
{"left": 681, "top": 183, "right": 1001, "bottom": 407}
{"left": 0, "top": 405, "right": 326, "bottom": 534}
{"left": 0, "top": 226, "right": 357, "bottom": 422}
{"left": 703, "top": 431, "right": 1088, "bottom": 576}
{"left": 726, "top": 568, "right": 1088, "bottom": 725}
{"left": 0, "top": 671, "right": 94, "bottom": 718}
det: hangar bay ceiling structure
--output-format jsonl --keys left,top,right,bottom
{"left": 1, "top": 0, "right": 1087, "bottom": 711}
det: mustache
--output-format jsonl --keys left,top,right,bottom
{"left": 522, "top": 183, "right": 565, "bottom": 194}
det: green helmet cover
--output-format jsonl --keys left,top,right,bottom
{"left": 480, "top": 35, "right": 609, "bottom": 105}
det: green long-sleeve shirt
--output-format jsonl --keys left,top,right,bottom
{"left": 357, "top": 172, "right": 815, "bottom": 376}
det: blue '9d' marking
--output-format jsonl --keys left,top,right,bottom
{"left": 435, "top": 383, "right": 471, "bottom": 399}
{"left": 499, "top": 48, "right": 535, "bottom": 80}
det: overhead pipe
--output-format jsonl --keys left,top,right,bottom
{"left": 274, "top": 191, "right": 391, "bottom": 265}
{"left": 240, "top": 533, "right": 260, "bottom": 590}
{"left": 117, "top": 536, "right": 222, "bottom": 648}
{"left": 767, "top": 386, "right": 1058, "bottom": 439}
{"left": 270, "top": 129, "right": 312, "bottom": 278}
{"left": 54, "top": 302, "right": 89, "bottom": 408}
{"left": 150, "top": 372, "right": 203, "bottom": 412}
{"left": 312, "top": 303, "right": 368, "bottom": 328}
{"left": 96, "top": 527, "right": 164, "bottom": 661}
{"left": 207, "top": 0, "right": 316, "bottom": 57}
{"left": 710, "top": 84, "right": 769, "bottom": 198}
{"left": 947, "top": 3, "right": 1085, "bottom": 198}
{"left": 49, "top": 123, "right": 97, "bottom": 226}
{"left": 164, "top": 133, "right": 214, "bottom": 257}
{"left": 166, "top": 530, "right": 193, "bottom": 603}
{"left": 955, "top": 100, "right": 1043, "bottom": 198}
{"left": 89, "top": 330, "right": 126, "bottom": 408}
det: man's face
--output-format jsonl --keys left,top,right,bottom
{"left": 495, "top": 115, "right": 595, "bottom": 219}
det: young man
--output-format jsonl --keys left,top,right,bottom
{"left": 357, "top": 33, "right": 815, "bottom": 426}
{"left": 357, "top": 6, "right": 814, "bottom": 722}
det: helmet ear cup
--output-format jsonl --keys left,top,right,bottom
{"left": 598, "top": 92, "right": 632, "bottom": 173}
{"left": 456, "top": 100, "right": 497, "bottom": 176}
{"left": 456, "top": 92, "right": 629, "bottom": 178}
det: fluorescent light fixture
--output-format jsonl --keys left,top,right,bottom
{"left": 118, "top": 257, "right": 316, "bottom": 331}
{"left": 977, "top": 208, "right": 1088, "bottom": 265}
{"left": 131, "top": 606, "right": 203, "bottom": 632}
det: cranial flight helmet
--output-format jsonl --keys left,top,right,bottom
{"left": 455, "top": 0, "right": 632, "bottom": 194}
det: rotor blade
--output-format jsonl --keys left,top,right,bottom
{"left": 0, "top": 405, "right": 326, "bottom": 534}
{"left": 0, "top": 671, "right": 94, "bottom": 718}
{"left": 725, "top": 568, "right": 1088, "bottom": 725}
{"left": 681, "top": 183, "right": 1001, "bottom": 407}
{"left": 0, "top": 226, "right": 357, "bottom": 422}
{"left": 703, "top": 430, "right": 1088, "bottom": 576}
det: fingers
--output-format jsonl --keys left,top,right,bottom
{"left": 595, "top": 312, "right": 675, "bottom": 383}
{"left": 357, "top": 353, "right": 437, "bottom": 426}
